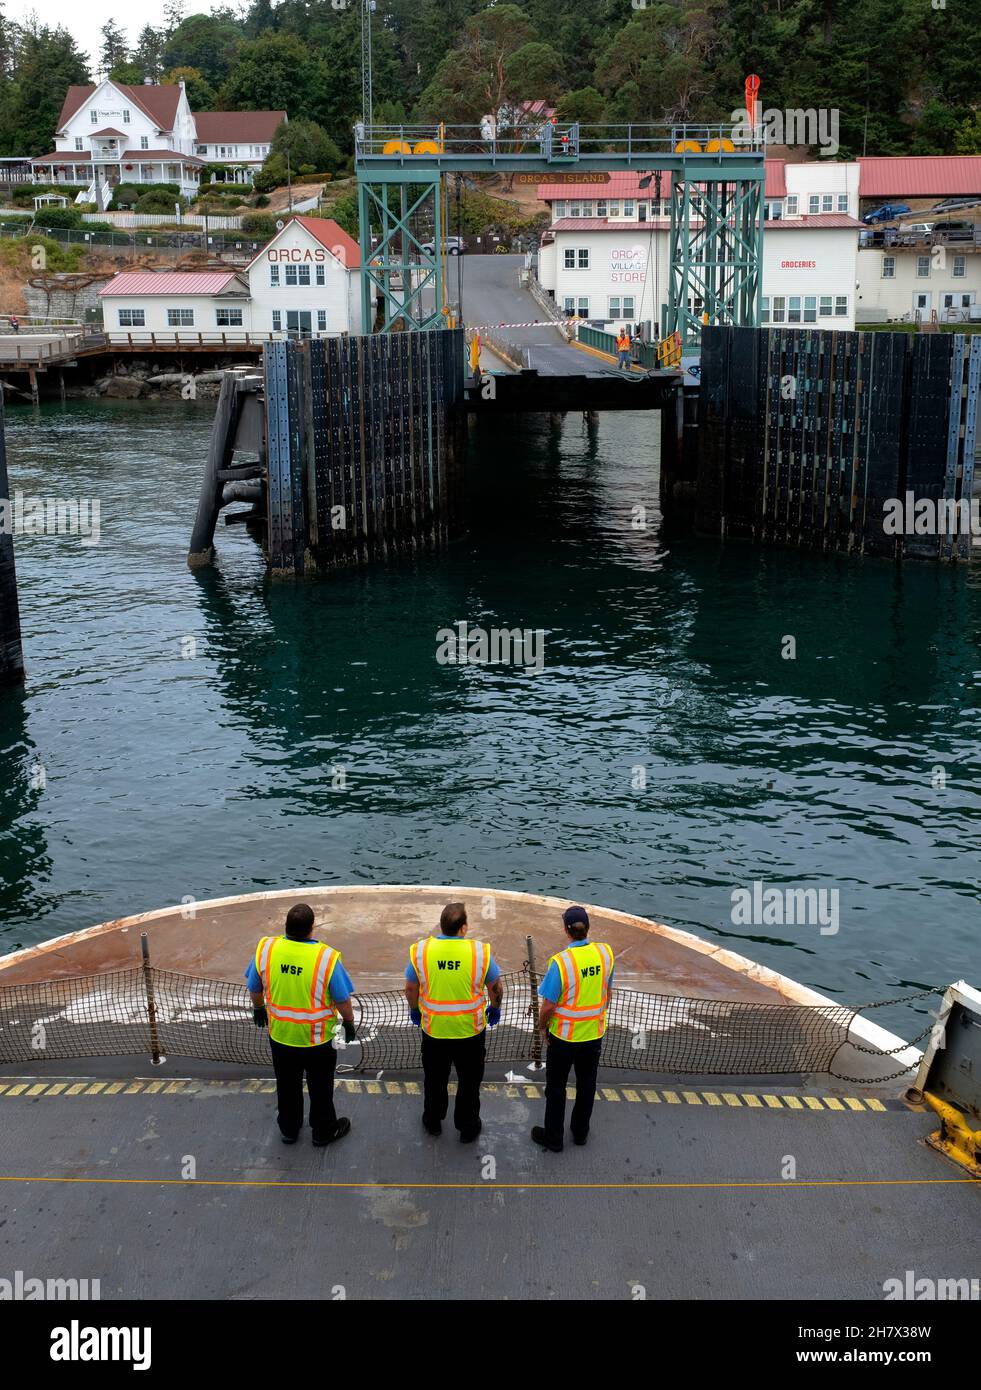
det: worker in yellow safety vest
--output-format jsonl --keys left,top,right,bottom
{"left": 405, "top": 901, "right": 504, "bottom": 1141}
{"left": 247, "top": 903, "right": 357, "bottom": 1147}
{"left": 532, "top": 905, "right": 614, "bottom": 1152}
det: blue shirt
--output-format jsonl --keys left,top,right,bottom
{"left": 404, "top": 935, "right": 502, "bottom": 985}
{"left": 538, "top": 941, "right": 614, "bottom": 1003}
{"left": 245, "top": 937, "right": 354, "bottom": 1003}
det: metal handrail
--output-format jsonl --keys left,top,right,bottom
{"left": 356, "top": 121, "right": 765, "bottom": 160}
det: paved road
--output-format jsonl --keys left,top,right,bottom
{"left": 457, "top": 254, "right": 620, "bottom": 376}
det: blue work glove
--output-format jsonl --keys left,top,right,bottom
{"left": 410, "top": 1008, "right": 422, "bottom": 1027}
{"left": 486, "top": 1006, "right": 501, "bottom": 1027}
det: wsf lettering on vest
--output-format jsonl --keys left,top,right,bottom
{"left": 436, "top": 959, "right": 461, "bottom": 970}
{"left": 279, "top": 964, "right": 304, "bottom": 975}
{"left": 581, "top": 965, "right": 600, "bottom": 977}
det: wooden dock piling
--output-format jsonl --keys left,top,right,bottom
{"left": 0, "top": 392, "right": 25, "bottom": 686}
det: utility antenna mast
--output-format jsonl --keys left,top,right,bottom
{"left": 361, "top": 0, "right": 375, "bottom": 127}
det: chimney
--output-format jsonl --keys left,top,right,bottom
{"left": 143, "top": 76, "right": 152, "bottom": 85}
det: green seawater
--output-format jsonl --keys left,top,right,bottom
{"left": 0, "top": 399, "right": 978, "bottom": 1035}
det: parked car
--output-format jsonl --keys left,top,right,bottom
{"left": 897, "top": 222, "right": 934, "bottom": 243}
{"left": 419, "top": 235, "right": 465, "bottom": 256}
{"left": 932, "top": 197, "right": 979, "bottom": 213}
{"left": 862, "top": 203, "right": 911, "bottom": 224}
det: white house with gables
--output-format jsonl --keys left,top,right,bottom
{"left": 98, "top": 216, "right": 362, "bottom": 342}
{"left": 31, "top": 80, "right": 285, "bottom": 207}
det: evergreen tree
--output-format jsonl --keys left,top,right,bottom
{"left": 133, "top": 25, "right": 165, "bottom": 82}
{"left": 6, "top": 23, "right": 90, "bottom": 154}
{"left": 99, "top": 19, "right": 129, "bottom": 79}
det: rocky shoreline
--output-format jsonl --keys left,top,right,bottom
{"left": 71, "top": 360, "right": 255, "bottom": 401}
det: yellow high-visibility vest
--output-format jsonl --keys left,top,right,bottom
{"left": 409, "top": 935, "right": 490, "bottom": 1039}
{"left": 254, "top": 935, "right": 340, "bottom": 1047}
{"left": 547, "top": 941, "right": 614, "bottom": 1042}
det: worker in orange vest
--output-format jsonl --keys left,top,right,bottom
{"left": 616, "top": 327, "right": 631, "bottom": 371}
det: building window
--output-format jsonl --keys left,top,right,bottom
{"left": 285, "top": 264, "right": 311, "bottom": 286}
{"left": 771, "top": 296, "right": 785, "bottom": 323}
{"left": 74, "top": 137, "right": 83, "bottom": 151}
{"left": 819, "top": 295, "right": 832, "bottom": 316}
{"left": 140, "top": 135, "right": 149, "bottom": 150}
{"left": 882, "top": 256, "right": 896, "bottom": 278}
{"left": 596, "top": 200, "right": 607, "bottom": 217}
{"left": 822, "top": 194, "right": 833, "bottom": 213}
{"left": 564, "top": 296, "right": 589, "bottom": 316}
{"left": 788, "top": 295, "right": 802, "bottom": 323}
{"left": 90, "top": 110, "right": 97, "bottom": 123}
{"left": 804, "top": 296, "right": 817, "bottom": 322}
{"left": 766, "top": 201, "right": 782, "bottom": 220}
{"left": 761, "top": 296, "right": 770, "bottom": 323}
{"left": 270, "top": 264, "right": 280, "bottom": 287}
{"left": 317, "top": 309, "right": 327, "bottom": 331}
{"left": 837, "top": 194, "right": 848, "bottom": 212}
{"left": 623, "top": 199, "right": 634, "bottom": 217}
{"left": 563, "top": 296, "right": 575, "bottom": 313}
{"left": 916, "top": 256, "right": 930, "bottom": 278}
{"left": 564, "top": 247, "right": 589, "bottom": 269}
{"left": 123, "top": 109, "right": 130, "bottom": 124}
{"left": 808, "top": 195, "right": 820, "bottom": 214}
{"left": 272, "top": 310, "right": 282, "bottom": 332}
{"left": 554, "top": 200, "right": 567, "bottom": 218}
{"left": 608, "top": 296, "right": 635, "bottom": 318}
{"left": 568, "top": 200, "right": 581, "bottom": 217}
{"left": 785, "top": 195, "right": 798, "bottom": 216}
{"left": 953, "top": 256, "right": 966, "bottom": 278}
{"left": 167, "top": 308, "right": 194, "bottom": 326}
{"left": 835, "top": 296, "right": 848, "bottom": 317}
{"left": 197, "top": 145, "right": 208, "bottom": 156}
{"left": 118, "top": 309, "right": 145, "bottom": 327}
{"left": 216, "top": 308, "right": 243, "bottom": 326}
{"left": 315, "top": 264, "right": 325, "bottom": 286}
{"left": 577, "top": 248, "right": 589, "bottom": 269}
{"left": 608, "top": 200, "right": 620, "bottom": 216}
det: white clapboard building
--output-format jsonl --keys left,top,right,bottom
{"left": 99, "top": 216, "right": 362, "bottom": 342}
{"left": 31, "top": 79, "right": 285, "bottom": 206}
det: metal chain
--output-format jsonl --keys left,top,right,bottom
{"left": 829, "top": 986, "right": 944, "bottom": 1084}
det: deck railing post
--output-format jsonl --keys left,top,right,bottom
{"left": 140, "top": 932, "right": 162, "bottom": 1065}
{"left": 526, "top": 934, "right": 543, "bottom": 1068}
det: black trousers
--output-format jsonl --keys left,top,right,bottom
{"left": 420, "top": 1029, "right": 486, "bottom": 1136}
{"left": 544, "top": 1035, "right": 603, "bottom": 1145}
{"left": 269, "top": 1038, "right": 338, "bottom": 1141}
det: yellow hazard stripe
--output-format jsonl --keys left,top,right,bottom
{"left": 0, "top": 1080, "right": 896, "bottom": 1110}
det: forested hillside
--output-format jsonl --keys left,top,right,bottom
{"left": 0, "top": 0, "right": 978, "bottom": 161}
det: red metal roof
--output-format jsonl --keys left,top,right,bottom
{"left": 90, "top": 128, "right": 128, "bottom": 138}
{"left": 857, "top": 157, "right": 981, "bottom": 197}
{"left": 194, "top": 112, "right": 286, "bottom": 143}
{"left": 765, "top": 160, "right": 786, "bottom": 196}
{"left": 99, "top": 272, "right": 248, "bottom": 297}
{"left": 766, "top": 213, "right": 862, "bottom": 229}
{"left": 248, "top": 215, "right": 360, "bottom": 269}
